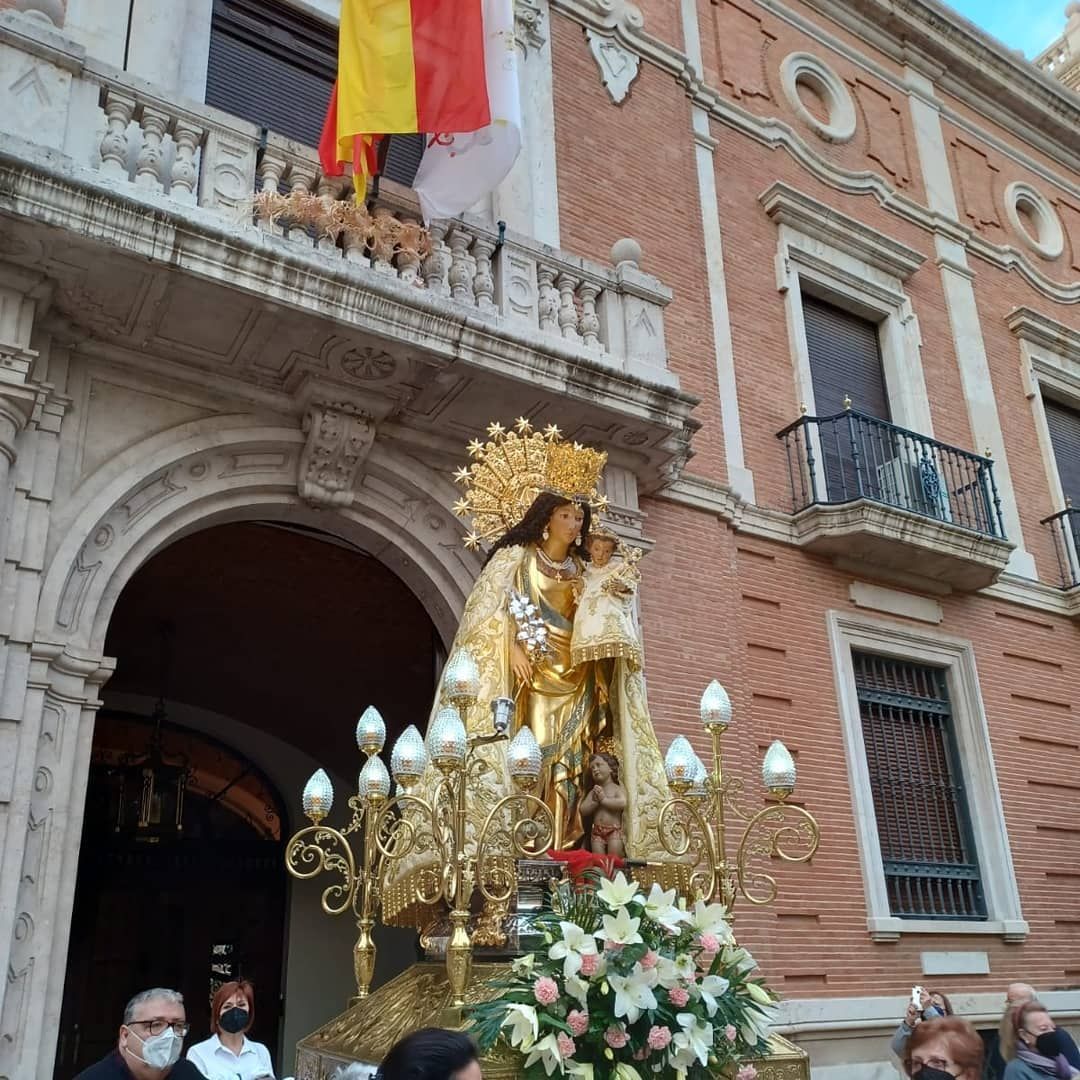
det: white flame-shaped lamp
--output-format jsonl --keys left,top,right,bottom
{"left": 664, "top": 735, "right": 698, "bottom": 794}
{"left": 390, "top": 724, "right": 428, "bottom": 789}
{"left": 302, "top": 768, "right": 334, "bottom": 823}
{"left": 358, "top": 755, "right": 391, "bottom": 802}
{"left": 442, "top": 648, "right": 481, "bottom": 711}
{"left": 507, "top": 726, "right": 542, "bottom": 788}
{"left": 428, "top": 705, "right": 468, "bottom": 772}
{"left": 700, "top": 680, "right": 732, "bottom": 732}
{"left": 688, "top": 753, "right": 709, "bottom": 801}
{"left": 355, "top": 705, "right": 387, "bottom": 756}
{"left": 762, "top": 739, "right": 797, "bottom": 799}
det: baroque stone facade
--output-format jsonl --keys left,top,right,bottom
{"left": 0, "top": 0, "right": 1078, "bottom": 1078}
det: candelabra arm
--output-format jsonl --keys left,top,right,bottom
{"left": 475, "top": 790, "right": 555, "bottom": 903}
{"left": 285, "top": 821, "right": 358, "bottom": 916}
{"left": 657, "top": 795, "right": 721, "bottom": 902}
{"left": 734, "top": 798, "right": 821, "bottom": 907}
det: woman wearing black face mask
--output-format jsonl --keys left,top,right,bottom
{"left": 1006, "top": 1003, "right": 1080, "bottom": 1079}
{"left": 187, "top": 980, "right": 275, "bottom": 1079}
{"left": 904, "top": 1016, "right": 984, "bottom": 1080}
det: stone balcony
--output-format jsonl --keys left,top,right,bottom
{"left": 0, "top": 11, "right": 697, "bottom": 493}
{"left": 777, "top": 408, "right": 1015, "bottom": 592}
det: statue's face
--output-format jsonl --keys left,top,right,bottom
{"left": 591, "top": 756, "right": 612, "bottom": 782}
{"left": 547, "top": 502, "right": 584, "bottom": 546}
{"left": 587, "top": 537, "right": 617, "bottom": 567}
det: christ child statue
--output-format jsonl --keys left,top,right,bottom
{"left": 570, "top": 527, "right": 643, "bottom": 672}
{"left": 580, "top": 752, "right": 627, "bottom": 857}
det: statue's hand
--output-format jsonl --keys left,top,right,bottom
{"left": 511, "top": 642, "right": 533, "bottom": 684}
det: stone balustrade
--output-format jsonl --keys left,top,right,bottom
{"left": 0, "top": 12, "right": 674, "bottom": 386}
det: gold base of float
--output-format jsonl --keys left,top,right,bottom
{"left": 294, "top": 962, "right": 810, "bottom": 1080}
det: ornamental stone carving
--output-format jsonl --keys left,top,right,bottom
{"left": 583, "top": 0, "right": 644, "bottom": 104}
{"left": 515, "top": 0, "right": 547, "bottom": 54}
{"left": 298, "top": 402, "right": 376, "bottom": 509}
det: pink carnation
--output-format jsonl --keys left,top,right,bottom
{"left": 736, "top": 1067, "right": 758, "bottom": 1080}
{"left": 647, "top": 1026, "right": 672, "bottom": 1050}
{"left": 698, "top": 933, "right": 720, "bottom": 954}
{"left": 640, "top": 950, "right": 659, "bottom": 970}
{"left": 725, "top": 1024, "right": 738, "bottom": 1042}
{"left": 557, "top": 1033, "right": 576, "bottom": 1059}
{"left": 604, "top": 1026, "right": 630, "bottom": 1049}
{"left": 567, "top": 1010, "right": 589, "bottom": 1037}
{"left": 604, "top": 940, "right": 623, "bottom": 953}
{"left": 668, "top": 986, "right": 690, "bottom": 1007}
{"left": 580, "top": 953, "right": 599, "bottom": 977}
{"left": 533, "top": 976, "right": 559, "bottom": 1006}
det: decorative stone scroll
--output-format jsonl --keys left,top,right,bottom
{"left": 298, "top": 402, "right": 376, "bottom": 509}
{"left": 515, "top": 0, "right": 547, "bottom": 54}
{"left": 584, "top": 0, "right": 645, "bottom": 104}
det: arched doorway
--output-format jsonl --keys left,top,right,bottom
{"left": 54, "top": 520, "right": 439, "bottom": 1077}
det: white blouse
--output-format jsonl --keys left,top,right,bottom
{"left": 186, "top": 1034, "right": 275, "bottom": 1080}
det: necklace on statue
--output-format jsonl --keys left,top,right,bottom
{"left": 537, "top": 546, "right": 575, "bottom": 580}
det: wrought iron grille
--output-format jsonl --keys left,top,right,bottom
{"left": 777, "top": 409, "right": 1006, "bottom": 538}
{"left": 853, "top": 652, "right": 987, "bottom": 920}
{"left": 1041, "top": 507, "right": 1080, "bottom": 589}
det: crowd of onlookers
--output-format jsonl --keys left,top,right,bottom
{"left": 895, "top": 982, "right": 1080, "bottom": 1080}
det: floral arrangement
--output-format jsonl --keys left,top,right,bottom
{"left": 468, "top": 872, "right": 776, "bottom": 1080}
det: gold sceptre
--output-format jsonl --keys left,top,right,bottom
{"left": 658, "top": 680, "right": 821, "bottom": 918}
{"left": 285, "top": 649, "right": 554, "bottom": 1010}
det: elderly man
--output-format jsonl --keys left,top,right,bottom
{"left": 75, "top": 987, "right": 203, "bottom": 1079}
{"left": 985, "top": 983, "right": 1080, "bottom": 1080}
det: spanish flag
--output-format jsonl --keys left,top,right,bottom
{"left": 319, "top": 0, "right": 521, "bottom": 220}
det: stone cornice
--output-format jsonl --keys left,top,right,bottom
{"left": 1007, "top": 307, "right": 1080, "bottom": 358}
{"left": 760, "top": 182, "right": 927, "bottom": 279}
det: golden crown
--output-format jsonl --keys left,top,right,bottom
{"left": 452, "top": 418, "right": 608, "bottom": 550}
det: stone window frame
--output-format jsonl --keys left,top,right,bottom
{"left": 1004, "top": 181, "right": 1065, "bottom": 262}
{"left": 826, "top": 609, "right": 1029, "bottom": 943}
{"left": 1011, "top": 308, "right": 1080, "bottom": 574}
{"left": 761, "top": 182, "right": 933, "bottom": 437}
{"left": 779, "top": 52, "right": 857, "bottom": 144}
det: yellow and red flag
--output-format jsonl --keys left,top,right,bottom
{"left": 319, "top": 0, "right": 521, "bottom": 220}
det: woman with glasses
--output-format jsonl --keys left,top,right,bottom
{"left": 903, "top": 1016, "right": 984, "bottom": 1080}
{"left": 186, "top": 980, "right": 275, "bottom": 1080}
{"left": 1005, "top": 1003, "right": 1080, "bottom": 1079}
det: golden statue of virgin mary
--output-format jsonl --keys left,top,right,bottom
{"left": 382, "top": 420, "right": 670, "bottom": 925}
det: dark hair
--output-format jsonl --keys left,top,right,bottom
{"left": 210, "top": 980, "right": 254, "bottom": 1035}
{"left": 483, "top": 492, "right": 591, "bottom": 566}
{"left": 378, "top": 1028, "right": 477, "bottom": 1080}
{"left": 904, "top": 1017, "right": 983, "bottom": 1079}
{"left": 579, "top": 752, "right": 621, "bottom": 849}
{"left": 927, "top": 990, "right": 955, "bottom": 1017}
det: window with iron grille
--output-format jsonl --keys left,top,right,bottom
{"left": 853, "top": 651, "right": 987, "bottom": 921}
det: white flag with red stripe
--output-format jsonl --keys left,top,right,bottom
{"left": 413, "top": 0, "right": 522, "bottom": 221}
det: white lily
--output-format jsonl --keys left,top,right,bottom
{"left": 501, "top": 1003, "right": 539, "bottom": 1050}
{"left": 524, "top": 1033, "right": 565, "bottom": 1076}
{"left": 565, "top": 972, "right": 590, "bottom": 1006}
{"left": 672, "top": 1012, "right": 713, "bottom": 1067}
{"left": 608, "top": 964, "right": 659, "bottom": 1022}
{"left": 596, "top": 872, "right": 641, "bottom": 910}
{"left": 613, "top": 1065, "right": 643, "bottom": 1080}
{"left": 741, "top": 1002, "right": 776, "bottom": 1044}
{"left": 549, "top": 921, "right": 599, "bottom": 979}
{"left": 512, "top": 953, "right": 536, "bottom": 975}
{"left": 722, "top": 944, "right": 757, "bottom": 973}
{"left": 597, "top": 905, "right": 643, "bottom": 946}
{"left": 643, "top": 882, "right": 688, "bottom": 933}
{"left": 688, "top": 898, "right": 734, "bottom": 944}
{"left": 695, "top": 973, "right": 730, "bottom": 1016}
{"left": 655, "top": 953, "right": 694, "bottom": 989}
{"left": 746, "top": 981, "right": 773, "bottom": 1006}
{"left": 567, "top": 1062, "right": 594, "bottom": 1080}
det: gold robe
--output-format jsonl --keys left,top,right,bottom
{"left": 382, "top": 544, "right": 670, "bottom": 925}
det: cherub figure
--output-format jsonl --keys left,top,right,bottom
{"left": 579, "top": 752, "right": 627, "bottom": 857}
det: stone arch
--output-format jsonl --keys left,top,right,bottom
{"left": 38, "top": 414, "right": 480, "bottom": 655}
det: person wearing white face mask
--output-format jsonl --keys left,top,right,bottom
{"left": 75, "top": 987, "right": 203, "bottom": 1079}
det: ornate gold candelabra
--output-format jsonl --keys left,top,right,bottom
{"left": 658, "top": 680, "right": 821, "bottom": 916}
{"left": 284, "top": 649, "right": 554, "bottom": 1009}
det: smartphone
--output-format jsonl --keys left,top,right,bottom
{"left": 910, "top": 985, "right": 923, "bottom": 1008}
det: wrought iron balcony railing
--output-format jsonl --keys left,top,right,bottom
{"left": 777, "top": 409, "right": 1007, "bottom": 539}
{"left": 1041, "top": 506, "right": 1080, "bottom": 589}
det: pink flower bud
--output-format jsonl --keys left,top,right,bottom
{"left": 725, "top": 1024, "right": 738, "bottom": 1042}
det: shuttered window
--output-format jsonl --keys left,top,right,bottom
{"left": 853, "top": 652, "right": 986, "bottom": 921}
{"left": 1044, "top": 398, "right": 1080, "bottom": 507}
{"left": 205, "top": 0, "right": 424, "bottom": 188}
{"left": 803, "top": 294, "right": 891, "bottom": 420}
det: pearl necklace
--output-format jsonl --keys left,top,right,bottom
{"left": 537, "top": 546, "right": 575, "bottom": 579}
